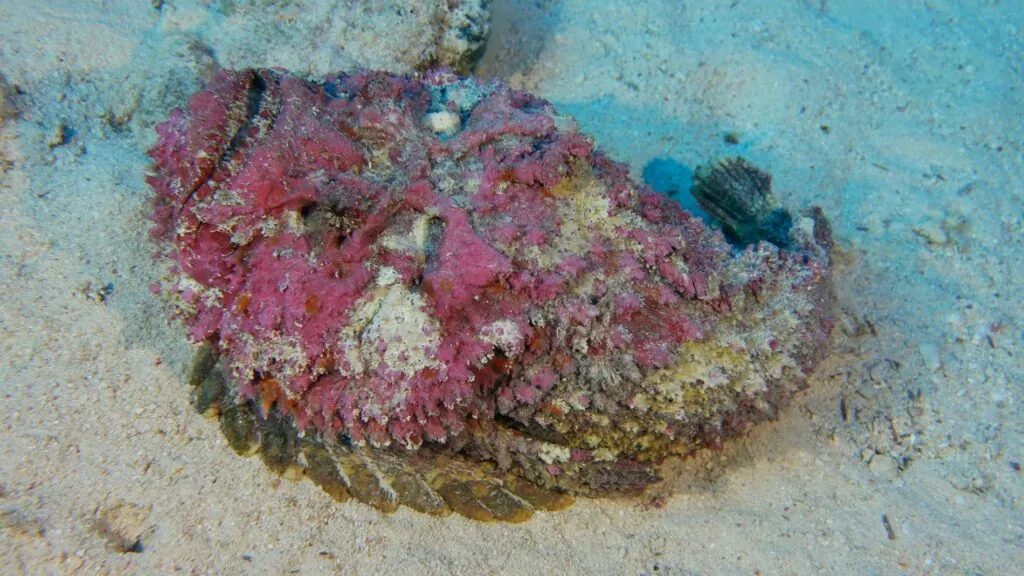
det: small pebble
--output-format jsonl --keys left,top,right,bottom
{"left": 95, "top": 500, "right": 151, "bottom": 553}
{"left": 858, "top": 214, "right": 883, "bottom": 235}
{"left": 856, "top": 382, "right": 880, "bottom": 399}
{"left": 868, "top": 454, "right": 898, "bottom": 476}
{"left": 47, "top": 122, "right": 69, "bottom": 149}
{"left": 912, "top": 222, "right": 948, "bottom": 245}
{"left": 918, "top": 342, "right": 941, "bottom": 372}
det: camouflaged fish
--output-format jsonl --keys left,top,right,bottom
{"left": 148, "top": 68, "right": 836, "bottom": 522}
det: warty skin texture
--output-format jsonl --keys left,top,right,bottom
{"left": 150, "top": 68, "right": 835, "bottom": 518}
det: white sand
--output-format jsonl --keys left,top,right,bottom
{"left": 1, "top": 0, "right": 1021, "bottom": 574}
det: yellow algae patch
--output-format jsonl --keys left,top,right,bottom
{"left": 644, "top": 341, "right": 750, "bottom": 393}
{"left": 536, "top": 162, "right": 648, "bottom": 265}
{"left": 639, "top": 340, "right": 762, "bottom": 419}
{"left": 537, "top": 442, "right": 572, "bottom": 465}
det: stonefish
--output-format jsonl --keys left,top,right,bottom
{"left": 148, "top": 68, "right": 836, "bottom": 522}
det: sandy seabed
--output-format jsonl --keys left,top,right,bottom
{"left": 1, "top": 1, "right": 1022, "bottom": 574}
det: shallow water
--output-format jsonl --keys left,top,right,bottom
{"left": 0, "top": 1, "right": 1021, "bottom": 574}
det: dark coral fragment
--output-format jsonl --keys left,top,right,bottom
{"left": 690, "top": 156, "right": 794, "bottom": 248}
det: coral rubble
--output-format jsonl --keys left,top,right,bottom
{"left": 149, "top": 68, "right": 836, "bottom": 521}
